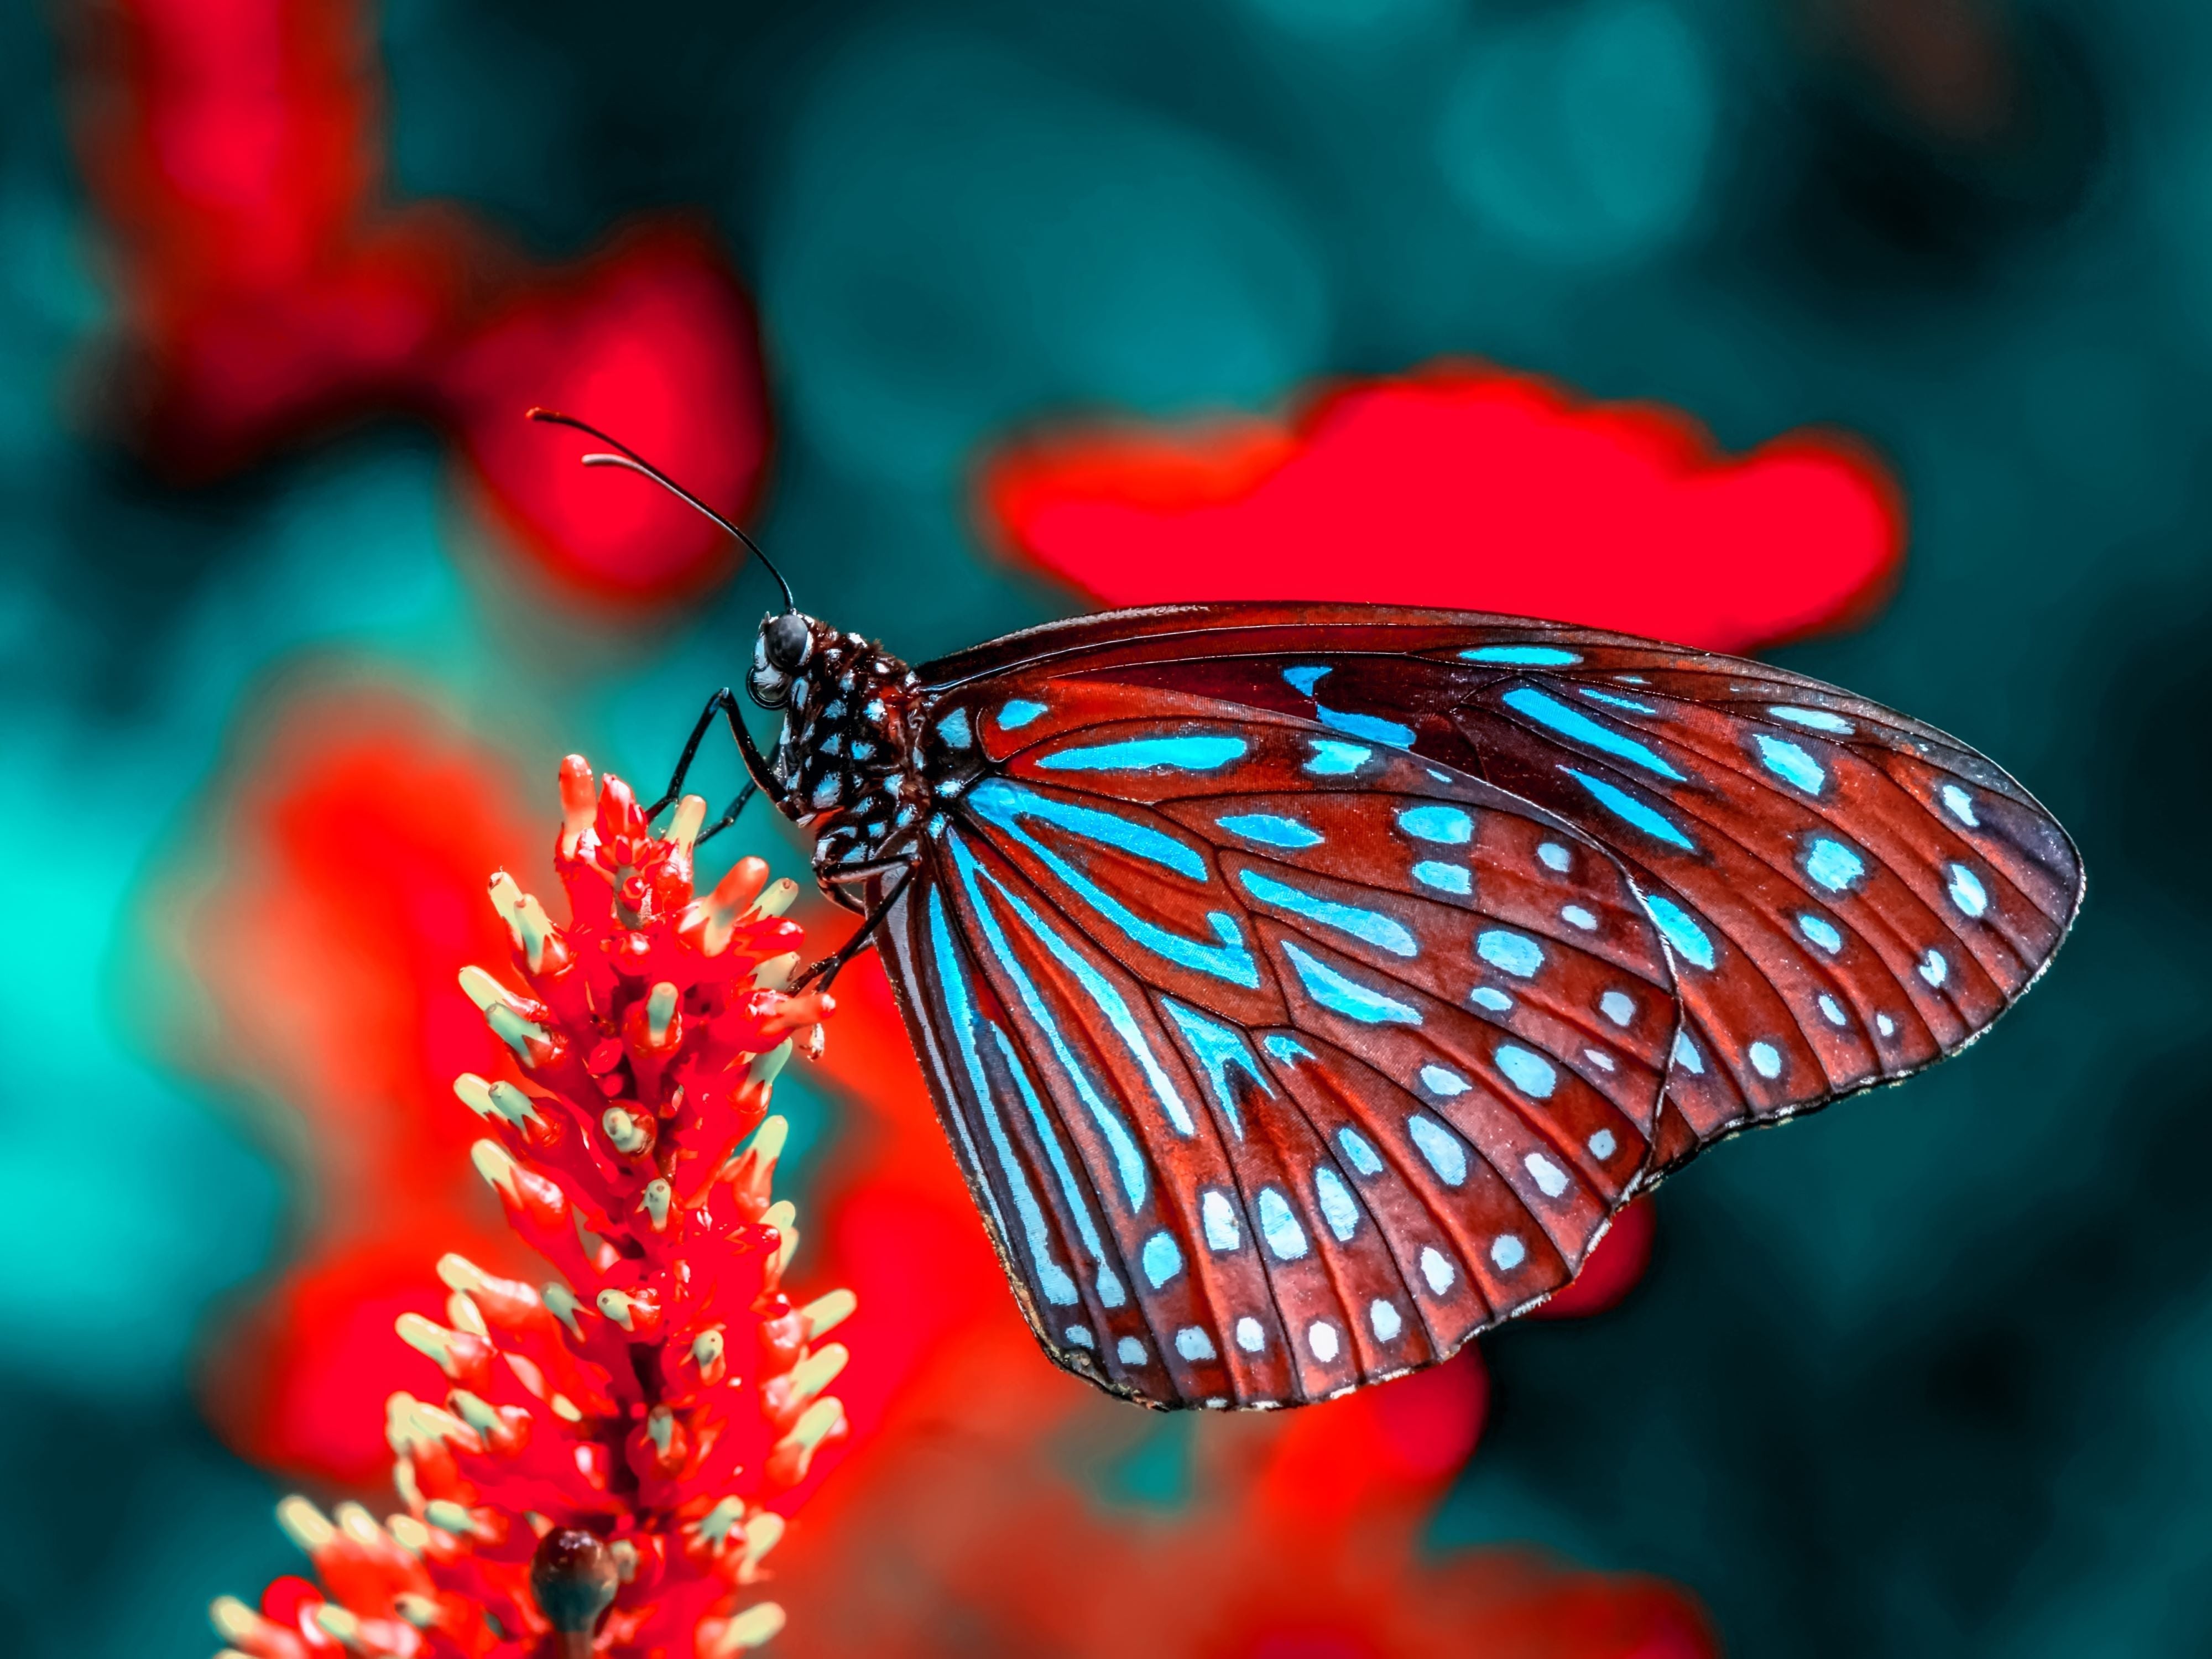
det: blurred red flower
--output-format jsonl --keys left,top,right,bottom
{"left": 152, "top": 683, "right": 540, "bottom": 1484}
{"left": 979, "top": 362, "right": 1905, "bottom": 654}
{"left": 62, "top": 0, "right": 768, "bottom": 603}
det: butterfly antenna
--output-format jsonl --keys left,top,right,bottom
{"left": 526, "top": 407, "right": 796, "bottom": 613}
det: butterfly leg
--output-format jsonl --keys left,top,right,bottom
{"left": 791, "top": 864, "right": 917, "bottom": 994}
{"left": 696, "top": 780, "right": 758, "bottom": 846}
{"left": 649, "top": 688, "right": 780, "bottom": 820}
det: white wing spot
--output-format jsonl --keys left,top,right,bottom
{"left": 1748, "top": 1041, "right": 1783, "bottom": 1079}
{"left": 1525, "top": 1152, "right": 1569, "bottom": 1198}
{"left": 1561, "top": 904, "right": 1599, "bottom": 931}
{"left": 1307, "top": 1321, "right": 1342, "bottom": 1363}
{"left": 1235, "top": 1316, "right": 1266, "bottom": 1353}
{"left": 1420, "top": 1246, "right": 1455, "bottom": 1294}
{"left": 1599, "top": 989, "right": 1635, "bottom": 1026}
{"left": 1370, "top": 1300, "right": 1404, "bottom": 1342}
{"left": 1175, "top": 1327, "right": 1217, "bottom": 1362}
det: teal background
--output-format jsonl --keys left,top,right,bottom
{"left": 2, "top": 0, "right": 2205, "bottom": 1652}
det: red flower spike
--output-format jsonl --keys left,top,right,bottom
{"left": 978, "top": 362, "right": 1906, "bottom": 654}
{"left": 219, "top": 759, "right": 853, "bottom": 1657}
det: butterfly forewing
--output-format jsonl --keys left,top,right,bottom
{"left": 859, "top": 602, "right": 2079, "bottom": 1407}
{"left": 880, "top": 691, "right": 1677, "bottom": 1407}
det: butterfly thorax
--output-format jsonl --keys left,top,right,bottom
{"left": 759, "top": 617, "right": 977, "bottom": 904}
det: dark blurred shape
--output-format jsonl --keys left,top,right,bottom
{"left": 531, "top": 1528, "right": 618, "bottom": 1647}
{"left": 59, "top": 0, "right": 770, "bottom": 603}
{"left": 1767, "top": 0, "right": 2106, "bottom": 293}
{"left": 980, "top": 362, "right": 1905, "bottom": 653}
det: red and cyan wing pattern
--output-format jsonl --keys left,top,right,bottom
{"left": 874, "top": 704, "right": 1676, "bottom": 1407}
{"left": 872, "top": 603, "right": 2079, "bottom": 1406}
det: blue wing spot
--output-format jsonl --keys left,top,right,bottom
{"left": 988, "top": 1023, "right": 1131, "bottom": 1307}
{"left": 1581, "top": 688, "right": 1658, "bottom": 714}
{"left": 1919, "top": 948, "right": 1948, "bottom": 986}
{"left": 1470, "top": 985, "right": 1515, "bottom": 1013}
{"left": 1117, "top": 1335, "right": 1147, "bottom": 1365}
{"left": 1561, "top": 904, "right": 1599, "bottom": 931}
{"left": 1175, "top": 1326, "right": 1215, "bottom": 1361}
{"left": 1600, "top": 989, "right": 1635, "bottom": 1026}
{"left": 1314, "top": 1167, "right": 1360, "bottom": 1241}
{"left": 1218, "top": 812, "right": 1323, "bottom": 849}
{"left": 1476, "top": 929, "right": 1545, "bottom": 978}
{"left": 1490, "top": 1234, "right": 1528, "bottom": 1271}
{"left": 1284, "top": 665, "right": 1332, "bottom": 696}
{"left": 928, "top": 894, "right": 1079, "bottom": 1307}
{"left": 969, "top": 778, "right": 1208, "bottom": 879}
{"left": 1504, "top": 687, "right": 1685, "bottom": 781}
{"left": 1258, "top": 1188, "right": 1308, "bottom": 1259}
{"left": 1317, "top": 704, "right": 1416, "bottom": 747}
{"left": 1141, "top": 1230, "right": 1184, "bottom": 1289}
{"left": 1672, "top": 1031, "right": 1705, "bottom": 1074}
{"left": 1461, "top": 645, "right": 1583, "bottom": 665}
{"left": 1588, "top": 1129, "right": 1618, "bottom": 1160}
{"left": 1306, "top": 739, "right": 1371, "bottom": 775}
{"left": 1281, "top": 941, "right": 1423, "bottom": 1024}
{"left": 1819, "top": 995, "right": 1848, "bottom": 1026}
{"left": 1798, "top": 913, "right": 1844, "bottom": 954}
{"left": 1336, "top": 1126, "right": 1384, "bottom": 1175}
{"left": 1408, "top": 1114, "right": 1468, "bottom": 1185}
{"left": 1494, "top": 1044, "right": 1558, "bottom": 1099}
{"left": 1420, "top": 1063, "right": 1471, "bottom": 1097}
{"left": 1163, "top": 998, "right": 1270, "bottom": 1140}
{"left": 1370, "top": 1300, "right": 1403, "bottom": 1342}
{"left": 1748, "top": 1041, "right": 1783, "bottom": 1079}
{"left": 1413, "top": 860, "right": 1471, "bottom": 895}
{"left": 1038, "top": 734, "right": 1246, "bottom": 773}
{"left": 1399, "top": 804, "right": 1473, "bottom": 844}
{"left": 1642, "top": 893, "right": 1717, "bottom": 971}
{"left": 1755, "top": 734, "right": 1827, "bottom": 795}
{"left": 1803, "top": 836, "right": 1867, "bottom": 893}
{"left": 1948, "top": 863, "right": 1988, "bottom": 918}
{"left": 1264, "top": 1034, "right": 1316, "bottom": 1066}
{"left": 1538, "top": 842, "right": 1572, "bottom": 872}
{"left": 1562, "top": 768, "right": 1697, "bottom": 851}
{"left": 997, "top": 699, "right": 1047, "bottom": 730}
{"left": 957, "top": 807, "right": 1258, "bottom": 990}
{"left": 937, "top": 708, "right": 973, "bottom": 748}
{"left": 1201, "top": 1191, "right": 1242, "bottom": 1252}
{"left": 1240, "top": 869, "right": 1418, "bottom": 957}
{"left": 949, "top": 835, "right": 1195, "bottom": 1184}
{"left": 1940, "top": 784, "right": 1979, "bottom": 827}
{"left": 1065, "top": 1325, "right": 1094, "bottom": 1349}
{"left": 1769, "top": 705, "right": 1855, "bottom": 735}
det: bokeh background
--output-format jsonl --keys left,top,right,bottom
{"left": 2, "top": 0, "right": 2205, "bottom": 1653}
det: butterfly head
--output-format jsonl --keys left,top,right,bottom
{"left": 748, "top": 610, "right": 820, "bottom": 709}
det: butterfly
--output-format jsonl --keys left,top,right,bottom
{"left": 533, "top": 411, "right": 2084, "bottom": 1412}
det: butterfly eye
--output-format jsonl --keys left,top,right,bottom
{"left": 763, "top": 612, "right": 813, "bottom": 673}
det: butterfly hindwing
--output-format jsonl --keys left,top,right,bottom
{"left": 875, "top": 699, "right": 1677, "bottom": 1407}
